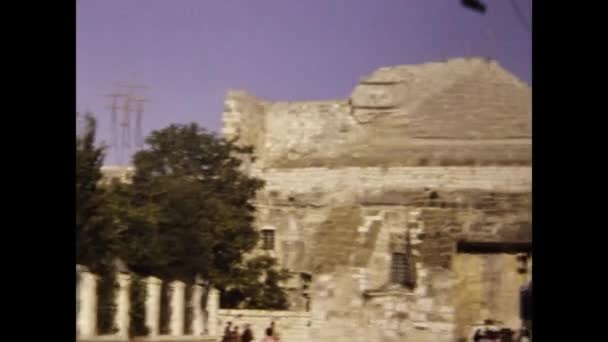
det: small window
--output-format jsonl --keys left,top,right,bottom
{"left": 261, "top": 229, "right": 275, "bottom": 250}
{"left": 391, "top": 252, "right": 415, "bottom": 288}
{"left": 391, "top": 253, "right": 407, "bottom": 283}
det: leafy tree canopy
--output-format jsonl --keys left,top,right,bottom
{"left": 76, "top": 115, "right": 114, "bottom": 273}
{"left": 127, "top": 124, "right": 265, "bottom": 283}
{"left": 221, "top": 255, "right": 291, "bottom": 310}
{"left": 77, "top": 121, "right": 290, "bottom": 309}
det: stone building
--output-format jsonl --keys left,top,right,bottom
{"left": 100, "top": 165, "right": 134, "bottom": 185}
{"left": 221, "top": 58, "right": 532, "bottom": 342}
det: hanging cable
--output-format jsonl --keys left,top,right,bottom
{"left": 461, "top": 0, "right": 487, "bottom": 14}
{"left": 510, "top": 0, "right": 532, "bottom": 33}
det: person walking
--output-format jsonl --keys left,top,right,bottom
{"left": 222, "top": 322, "right": 232, "bottom": 342}
{"left": 233, "top": 326, "right": 242, "bottom": 342}
{"left": 242, "top": 324, "right": 254, "bottom": 342}
{"left": 261, "top": 327, "right": 275, "bottom": 342}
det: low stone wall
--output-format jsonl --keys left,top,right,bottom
{"left": 361, "top": 290, "right": 454, "bottom": 342}
{"left": 79, "top": 337, "right": 217, "bottom": 342}
{"left": 76, "top": 266, "right": 219, "bottom": 341}
{"left": 254, "top": 166, "right": 532, "bottom": 197}
{"left": 217, "top": 309, "right": 312, "bottom": 342}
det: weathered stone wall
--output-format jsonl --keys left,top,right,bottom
{"left": 255, "top": 166, "right": 530, "bottom": 201}
{"left": 221, "top": 58, "right": 531, "bottom": 342}
{"left": 453, "top": 254, "right": 532, "bottom": 341}
{"left": 100, "top": 166, "right": 134, "bottom": 185}
{"left": 217, "top": 309, "right": 312, "bottom": 342}
{"left": 261, "top": 100, "right": 362, "bottom": 168}
{"left": 222, "top": 90, "right": 268, "bottom": 155}
{"left": 351, "top": 59, "right": 530, "bottom": 140}
{"left": 222, "top": 58, "right": 531, "bottom": 169}
{"left": 252, "top": 190, "right": 530, "bottom": 342}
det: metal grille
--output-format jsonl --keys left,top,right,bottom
{"left": 391, "top": 252, "right": 408, "bottom": 284}
{"left": 262, "top": 229, "right": 275, "bottom": 250}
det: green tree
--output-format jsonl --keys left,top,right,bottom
{"left": 100, "top": 180, "right": 162, "bottom": 275}
{"left": 128, "top": 123, "right": 290, "bottom": 308}
{"left": 76, "top": 115, "right": 113, "bottom": 271}
{"left": 129, "top": 124, "right": 261, "bottom": 281}
{"left": 221, "top": 255, "right": 291, "bottom": 310}
{"left": 76, "top": 120, "right": 291, "bottom": 310}
{"left": 76, "top": 115, "right": 119, "bottom": 333}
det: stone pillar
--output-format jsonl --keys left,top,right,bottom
{"left": 206, "top": 287, "right": 220, "bottom": 336}
{"left": 170, "top": 281, "right": 185, "bottom": 336}
{"left": 76, "top": 266, "right": 80, "bottom": 336}
{"left": 114, "top": 273, "right": 132, "bottom": 339}
{"left": 77, "top": 269, "right": 98, "bottom": 338}
{"left": 191, "top": 283, "right": 205, "bottom": 335}
{"left": 145, "top": 277, "right": 162, "bottom": 337}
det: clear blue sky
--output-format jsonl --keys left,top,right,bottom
{"left": 77, "top": 0, "right": 531, "bottom": 165}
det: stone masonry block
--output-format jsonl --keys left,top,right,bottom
{"left": 418, "top": 298, "right": 433, "bottom": 312}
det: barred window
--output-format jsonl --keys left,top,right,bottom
{"left": 391, "top": 252, "right": 407, "bottom": 283}
{"left": 261, "top": 229, "right": 275, "bottom": 250}
{"left": 391, "top": 252, "right": 416, "bottom": 289}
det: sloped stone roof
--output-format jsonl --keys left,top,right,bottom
{"left": 224, "top": 58, "right": 532, "bottom": 167}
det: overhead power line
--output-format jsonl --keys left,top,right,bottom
{"left": 510, "top": 0, "right": 532, "bottom": 33}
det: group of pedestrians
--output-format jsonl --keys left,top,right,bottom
{"left": 222, "top": 321, "right": 280, "bottom": 342}
{"left": 471, "top": 319, "right": 531, "bottom": 342}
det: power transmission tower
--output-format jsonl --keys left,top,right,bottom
{"left": 104, "top": 91, "right": 126, "bottom": 164}
{"left": 120, "top": 93, "right": 132, "bottom": 165}
{"left": 133, "top": 96, "right": 149, "bottom": 149}
{"left": 116, "top": 82, "right": 148, "bottom": 96}
{"left": 509, "top": 0, "right": 531, "bottom": 33}
{"left": 117, "top": 82, "right": 148, "bottom": 164}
